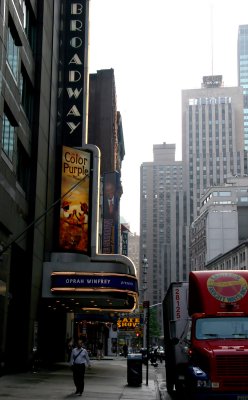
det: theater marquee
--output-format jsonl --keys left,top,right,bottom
{"left": 42, "top": 0, "right": 139, "bottom": 314}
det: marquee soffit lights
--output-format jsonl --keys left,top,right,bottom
{"left": 51, "top": 272, "right": 138, "bottom": 279}
{"left": 51, "top": 288, "right": 138, "bottom": 295}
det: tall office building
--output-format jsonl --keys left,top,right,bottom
{"left": 140, "top": 143, "right": 188, "bottom": 322}
{"left": 182, "top": 76, "right": 245, "bottom": 226}
{"left": 0, "top": 0, "right": 60, "bottom": 370}
{"left": 238, "top": 25, "right": 248, "bottom": 150}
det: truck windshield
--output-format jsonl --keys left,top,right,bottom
{"left": 195, "top": 317, "right": 248, "bottom": 339}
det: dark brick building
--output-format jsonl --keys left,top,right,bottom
{"left": 88, "top": 69, "right": 125, "bottom": 175}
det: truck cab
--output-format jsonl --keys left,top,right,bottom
{"left": 184, "top": 312, "right": 248, "bottom": 398}
{"left": 163, "top": 271, "right": 248, "bottom": 399}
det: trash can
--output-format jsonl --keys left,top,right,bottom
{"left": 127, "top": 353, "right": 142, "bottom": 386}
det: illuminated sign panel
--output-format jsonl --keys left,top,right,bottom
{"left": 59, "top": 146, "right": 91, "bottom": 253}
{"left": 117, "top": 317, "right": 140, "bottom": 330}
{"left": 51, "top": 272, "right": 138, "bottom": 292}
{"left": 102, "top": 172, "right": 120, "bottom": 254}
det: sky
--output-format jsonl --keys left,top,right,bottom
{"left": 88, "top": 0, "right": 248, "bottom": 234}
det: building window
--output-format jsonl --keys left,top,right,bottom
{"left": 217, "top": 191, "right": 231, "bottom": 197}
{"left": 2, "top": 111, "right": 16, "bottom": 161}
{"left": 7, "top": 19, "right": 21, "bottom": 80}
{"left": 20, "top": 66, "right": 34, "bottom": 123}
{"left": 17, "top": 139, "right": 30, "bottom": 194}
{"left": 23, "top": 0, "right": 36, "bottom": 52}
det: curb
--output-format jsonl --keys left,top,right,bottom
{"left": 157, "top": 378, "right": 167, "bottom": 400}
{"left": 154, "top": 367, "right": 167, "bottom": 400}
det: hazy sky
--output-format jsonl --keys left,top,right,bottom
{"left": 89, "top": 0, "right": 248, "bottom": 234}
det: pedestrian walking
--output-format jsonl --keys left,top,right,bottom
{"left": 70, "top": 339, "right": 91, "bottom": 396}
{"left": 96, "top": 340, "right": 103, "bottom": 360}
{"left": 65, "top": 337, "right": 73, "bottom": 362}
{"left": 123, "top": 343, "right": 128, "bottom": 357}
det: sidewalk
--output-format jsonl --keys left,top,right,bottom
{"left": 0, "top": 357, "right": 163, "bottom": 399}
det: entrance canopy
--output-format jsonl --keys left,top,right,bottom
{"left": 42, "top": 252, "right": 138, "bottom": 313}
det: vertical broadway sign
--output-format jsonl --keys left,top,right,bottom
{"left": 62, "top": 1, "right": 87, "bottom": 146}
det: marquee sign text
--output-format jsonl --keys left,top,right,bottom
{"left": 51, "top": 273, "right": 138, "bottom": 293}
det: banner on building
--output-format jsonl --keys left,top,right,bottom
{"left": 102, "top": 172, "right": 120, "bottom": 254}
{"left": 121, "top": 224, "right": 129, "bottom": 256}
{"left": 59, "top": 146, "right": 91, "bottom": 253}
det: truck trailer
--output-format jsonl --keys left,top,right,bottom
{"left": 163, "top": 270, "right": 248, "bottom": 399}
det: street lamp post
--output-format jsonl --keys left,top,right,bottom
{"left": 141, "top": 255, "right": 149, "bottom": 385}
{"left": 142, "top": 255, "right": 148, "bottom": 294}
{"left": 141, "top": 253, "right": 163, "bottom": 387}
{"left": 141, "top": 255, "right": 148, "bottom": 347}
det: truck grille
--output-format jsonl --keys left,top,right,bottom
{"left": 216, "top": 355, "right": 248, "bottom": 377}
{"left": 216, "top": 355, "right": 248, "bottom": 389}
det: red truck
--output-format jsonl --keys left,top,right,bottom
{"left": 163, "top": 270, "right": 248, "bottom": 399}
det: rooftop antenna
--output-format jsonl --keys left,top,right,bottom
{"left": 211, "top": 3, "right": 214, "bottom": 79}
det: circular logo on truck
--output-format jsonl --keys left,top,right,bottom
{"left": 207, "top": 273, "right": 248, "bottom": 303}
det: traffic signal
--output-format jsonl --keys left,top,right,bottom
{"left": 136, "top": 332, "right": 140, "bottom": 337}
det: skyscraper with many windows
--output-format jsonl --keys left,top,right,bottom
{"left": 182, "top": 76, "right": 245, "bottom": 225}
{"left": 238, "top": 25, "right": 248, "bottom": 150}
{"left": 140, "top": 143, "right": 188, "bottom": 325}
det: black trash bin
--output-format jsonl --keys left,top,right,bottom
{"left": 127, "top": 353, "right": 142, "bottom": 386}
